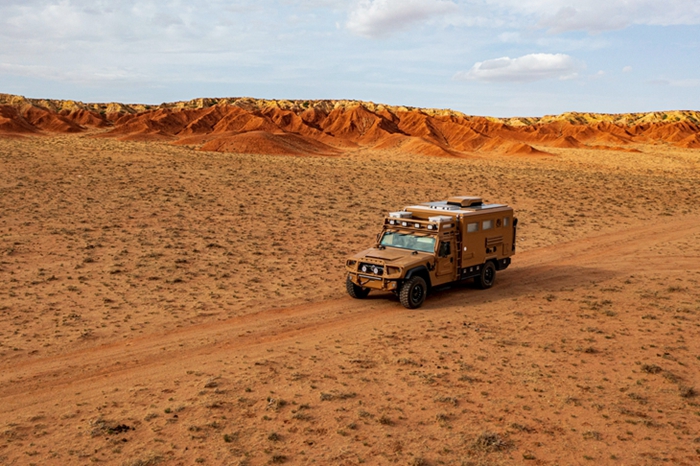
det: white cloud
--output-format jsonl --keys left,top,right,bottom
{"left": 498, "top": 31, "right": 521, "bottom": 43}
{"left": 346, "top": 0, "right": 458, "bottom": 38}
{"left": 344, "top": 0, "right": 700, "bottom": 37}
{"left": 651, "top": 78, "right": 700, "bottom": 88}
{"left": 0, "top": 61, "right": 153, "bottom": 86}
{"left": 486, "top": 0, "right": 700, "bottom": 33}
{"left": 0, "top": 0, "right": 334, "bottom": 93}
{"left": 454, "top": 53, "right": 580, "bottom": 83}
{"left": 622, "top": 66, "right": 633, "bottom": 73}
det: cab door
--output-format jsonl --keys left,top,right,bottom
{"left": 435, "top": 237, "right": 457, "bottom": 283}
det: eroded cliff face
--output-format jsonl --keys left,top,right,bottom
{"left": 2, "top": 93, "right": 699, "bottom": 154}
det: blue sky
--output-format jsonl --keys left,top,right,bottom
{"left": 1, "top": 0, "right": 699, "bottom": 116}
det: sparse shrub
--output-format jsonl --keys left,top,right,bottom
{"left": 627, "top": 393, "right": 647, "bottom": 404}
{"left": 663, "top": 371, "right": 680, "bottom": 383}
{"left": 291, "top": 412, "right": 311, "bottom": 421}
{"left": 397, "top": 358, "right": 419, "bottom": 365}
{"left": 410, "top": 457, "right": 429, "bottom": 466}
{"left": 267, "top": 397, "right": 287, "bottom": 411}
{"left": 434, "top": 396, "right": 458, "bottom": 406}
{"left": 641, "top": 364, "right": 662, "bottom": 374}
{"left": 510, "top": 423, "right": 535, "bottom": 433}
{"left": 680, "top": 386, "right": 697, "bottom": 399}
{"left": 471, "top": 431, "right": 511, "bottom": 452}
{"left": 124, "top": 453, "right": 163, "bottom": 466}
{"left": 435, "top": 412, "right": 450, "bottom": 424}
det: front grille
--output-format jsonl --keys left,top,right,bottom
{"left": 359, "top": 263, "right": 384, "bottom": 276}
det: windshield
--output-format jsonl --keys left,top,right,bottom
{"left": 380, "top": 231, "right": 436, "bottom": 253}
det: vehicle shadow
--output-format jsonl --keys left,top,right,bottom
{"left": 420, "top": 263, "right": 620, "bottom": 309}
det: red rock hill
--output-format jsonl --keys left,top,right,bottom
{"left": 1, "top": 93, "right": 699, "bottom": 155}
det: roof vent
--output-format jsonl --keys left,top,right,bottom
{"left": 447, "top": 196, "right": 483, "bottom": 207}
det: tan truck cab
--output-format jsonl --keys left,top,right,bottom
{"left": 345, "top": 196, "right": 517, "bottom": 308}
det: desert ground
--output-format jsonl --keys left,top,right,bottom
{"left": 1, "top": 107, "right": 700, "bottom": 465}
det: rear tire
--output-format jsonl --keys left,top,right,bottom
{"left": 400, "top": 276, "right": 427, "bottom": 309}
{"left": 346, "top": 275, "right": 370, "bottom": 299}
{"left": 476, "top": 261, "right": 496, "bottom": 289}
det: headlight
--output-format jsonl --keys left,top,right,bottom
{"left": 385, "top": 266, "right": 401, "bottom": 275}
{"left": 359, "top": 263, "right": 383, "bottom": 275}
{"left": 346, "top": 260, "right": 356, "bottom": 267}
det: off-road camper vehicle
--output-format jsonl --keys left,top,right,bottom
{"left": 345, "top": 196, "right": 517, "bottom": 309}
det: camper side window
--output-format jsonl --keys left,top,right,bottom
{"left": 503, "top": 217, "right": 510, "bottom": 227}
{"left": 483, "top": 219, "right": 493, "bottom": 230}
{"left": 467, "top": 222, "right": 478, "bottom": 233}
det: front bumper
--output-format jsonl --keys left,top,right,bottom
{"left": 347, "top": 271, "right": 400, "bottom": 291}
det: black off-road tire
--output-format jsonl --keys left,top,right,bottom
{"left": 400, "top": 276, "right": 427, "bottom": 309}
{"left": 476, "top": 261, "right": 496, "bottom": 289}
{"left": 346, "top": 275, "right": 370, "bottom": 299}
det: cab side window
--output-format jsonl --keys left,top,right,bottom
{"left": 439, "top": 241, "right": 451, "bottom": 257}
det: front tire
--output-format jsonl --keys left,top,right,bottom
{"left": 476, "top": 261, "right": 496, "bottom": 289}
{"left": 346, "top": 275, "right": 370, "bottom": 299}
{"left": 400, "top": 276, "right": 427, "bottom": 309}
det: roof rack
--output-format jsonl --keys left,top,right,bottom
{"left": 384, "top": 216, "right": 455, "bottom": 232}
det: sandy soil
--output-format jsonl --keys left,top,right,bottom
{"left": 1, "top": 134, "right": 700, "bottom": 465}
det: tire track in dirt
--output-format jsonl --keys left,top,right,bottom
{"left": 2, "top": 215, "right": 700, "bottom": 415}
